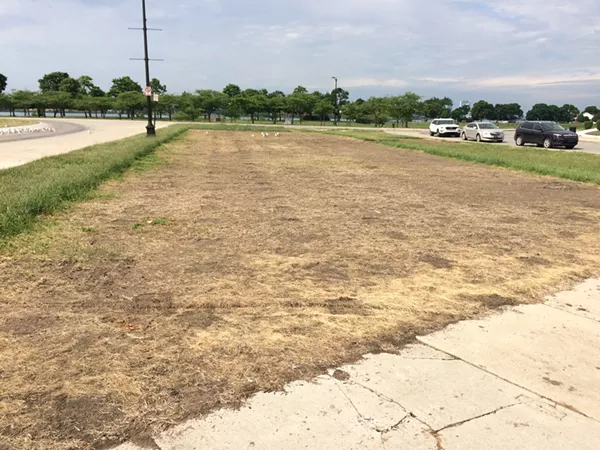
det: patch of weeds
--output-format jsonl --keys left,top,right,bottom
{"left": 152, "top": 218, "right": 168, "bottom": 225}
{"left": 132, "top": 223, "right": 143, "bottom": 229}
{"left": 81, "top": 227, "right": 97, "bottom": 233}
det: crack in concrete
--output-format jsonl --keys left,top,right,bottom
{"left": 399, "top": 356, "right": 457, "bottom": 361}
{"left": 377, "top": 414, "right": 410, "bottom": 434}
{"left": 334, "top": 382, "right": 366, "bottom": 423}
{"left": 417, "top": 340, "right": 600, "bottom": 425}
{"left": 433, "top": 401, "right": 521, "bottom": 434}
{"left": 542, "top": 303, "right": 600, "bottom": 324}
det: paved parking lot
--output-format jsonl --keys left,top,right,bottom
{"left": 386, "top": 128, "right": 600, "bottom": 155}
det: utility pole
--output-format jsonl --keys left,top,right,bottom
{"left": 332, "top": 76, "right": 338, "bottom": 126}
{"left": 129, "top": 0, "right": 163, "bottom": 137}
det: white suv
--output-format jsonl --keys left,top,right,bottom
{"left": 429, "top": 119, "right": 461, "bottom": 137}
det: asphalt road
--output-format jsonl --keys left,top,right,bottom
{"left": 0, "top": 119, "right": 172, "bottom": 169}
{"left": 386, "top": 129, "right": 600, "bottom": 155}
{"left": 0, "top": 120, "right": 86, "bottom": 144}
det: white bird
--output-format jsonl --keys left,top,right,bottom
{"left": 261, "top": 132, "right": 265, "bottom": 137}
{"left": 51, "top": 128, "right": 55, "bottom": 132}
{"left": 205, "top": 131, "right": 209, "bottom": 135}
{"left": 265, "top": 132, "right": 269, "bottom": 137}
{"left": 275, "top": 132, "right": 280, "bottom": 137}
{"left": 251, "top": 134, "right": 255, "bottom": 138}
{"left": 88, "top": 130, "right": 91, "bottom": 134}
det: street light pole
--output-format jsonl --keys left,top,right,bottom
{"left": 142, "top": 0, "right": 155, "bottom": 137}
{"left": 332, "top": 76, "right": 338, "bottom": 126}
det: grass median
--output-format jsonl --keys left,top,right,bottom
{"left": 328, "top": 130, "right": 600, "bottom": 185}
{"left": 0, "top": 118, "right": 39, "bottom": 127}
{"left": 0, "top": 125, "right": 188, "bottom": 241}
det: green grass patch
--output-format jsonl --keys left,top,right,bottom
{"left": 0, "top": 125, "right": 188, "bottom": 241}
{"left": 0, "top": 118, "right": 39, "bottom": 127}
{"left": 329, "top": 130, "right": 600, "bottom": 185}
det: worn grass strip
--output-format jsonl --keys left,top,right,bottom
{"left": 186, "top": 123, "right": 290, "bottom": 132}
{"left": 326, "top": 130, "right": 600, "bottom": 185}
{"left": 0, "top": 125, "right": 188, "bottom": 240}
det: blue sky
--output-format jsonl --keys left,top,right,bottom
{"left": 2, "top": 0, "right": 600, "bottom": 111}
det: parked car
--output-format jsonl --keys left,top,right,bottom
{"left": 461, "top": 122, "right": 504, "bottom": 142}
{"left": 429, "top": 119, "right": 461, "bottom": 137}
{"left": 514, "top": 121, "right": 578, "bottom": 149}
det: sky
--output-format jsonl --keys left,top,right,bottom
{"left": 1, "top": 0, "right": 599, "bottom": 111}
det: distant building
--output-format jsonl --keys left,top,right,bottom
{"left": 459, "top": 100, "right": 471, "bottom": 108}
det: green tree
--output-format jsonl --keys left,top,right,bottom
{"left": 389, "top": 92, "right": 422, "bottom": 127}
{"left": 39, "top": 72, "right": 70, "bottom": 92}
{"left": 108, "top": 76, "right": 143, "bottom": 97}
{"left": 584, "top": 106, "right": 599, "bottom": 116}
{"left": 115, "top": 91, "right": 145, "bottom": 119}
{"left": 313, "top": 99, "right": 333, "bottom": 125}
{"left": 74, "top": 96, "right": 94, "bottom": 118}
{"left": 341, "top": 102, "right": 362, "bottom": 126}
{"left": 42, "top": 91, "right": 73, "bottom": 117}
{"left": 10, "top": 90, "right": 36, "bottom": 116}
{"left": 451, "top": 104, "right": 470, "bottom": 123}
{"left": 364, "top": 97, "right": 390, "bottom": 127}
{"left": 266, "top": 91, "right": 286, "bottom": 124}
{"left": 150, "top": 78, "right": 167, "bottom": 95}
{"left": 421, "top": 97, "right": 453, "bottom": 119}
{"left": 77, "top": 75, "right": 102, "bottom": 96}
{"left": 330, "top": 88, "right": 350, "bottom": 123}
{"left": 59, "top": 77, "right": 82, "bottom": 97}
{"left": 160, "top": 94, "right": 180, "bottom": 121}
{"left": 179, "top": 92, "right": 203, "bottom": 121}
{"left": 0, "top": 73, "right": 7, "bottom": 94}
{"left": 526, "top": 103, "right": 560, "bottom": 121}
{"left": 195, "top": 90, "right": 228, "bottom": 122}
{"left": 470, "top": 100, "right": 495, "bottom": 121}
{"left": 0, "top": 92, "right": 16, "bottom": 116}
{"left": 223, "top": 83, "right": 242, "bottom": 98}
{"left": 559, "top": 104, "right": 579, "bottom": 123}
{"left": 286, "top": 87, "right": 313, "bottom": 123}
{"left": 225, "top": 96, "right": 243, "bottom": 122}
{"left": 239, "top": 89, "right": 266, "bottom": 123}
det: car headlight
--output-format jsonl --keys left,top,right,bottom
{"left": 553, "top": 133, "right": 563, "bottom": 138}
{"left": 483, "top": 132, "right": 492, "bottom": 136}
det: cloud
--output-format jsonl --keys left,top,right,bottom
{"left": 1, "top": 0, "right": 599, "bottom": 111}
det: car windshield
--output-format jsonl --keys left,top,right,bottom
{"left": 542, "top": 122, "right": 565, "bottom": 131}
{"left": 478, "top": 123, "right": 499, "bottom": 129}
{"left": 438, "top": 119, "right": 456, "bottom": 125}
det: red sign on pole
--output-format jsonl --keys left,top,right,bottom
{"left": 144, "top": 86, "right": 152, "bottom": 96}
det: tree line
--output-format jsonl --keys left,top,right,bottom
{"left": 0, "top": 72, "right": 596, "bottom": 126}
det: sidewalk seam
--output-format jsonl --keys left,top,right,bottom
{"left": 417, "top": 339, "right": 600, "bottom": 425}
{"left": 542, "top": 303, "right": 600, "bottom": 324}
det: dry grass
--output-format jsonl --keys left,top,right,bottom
{"left": 0, "top": 118, "right": 38, "bottom": 128}
{"left": 2, "top": 131, "right": 600, "bottom": 449}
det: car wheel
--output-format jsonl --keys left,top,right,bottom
{"left": 476, "top": 134, "right": 481, "bottom": 142}
{"left": 430, "top": 131, "right": 434, "bottom": 136}
{"left": 461, "top": 132, "right": 467, "bottom": 141}
{"left": 455, "top": 133, "right": 461, "bottom": 138}
{"left": 565, "top": 145, "right": 575, "bottom": 150}
{"left": 543, "top": 138, "right": 553, "bottom": 149}
{"left": 515, "top": 135, "right": 524, "bottom": 146}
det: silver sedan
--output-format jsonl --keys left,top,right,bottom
{"left": 461, "top": 122, "right": 504, "bottom": 143}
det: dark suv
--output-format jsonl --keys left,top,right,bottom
{"left": 514, "top": 121, "right": 578, "bottom": 149}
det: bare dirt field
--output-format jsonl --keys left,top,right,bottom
{"left": 2, "top": 131, "right": 600, "bottom": 449}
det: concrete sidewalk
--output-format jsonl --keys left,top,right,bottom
{"left": 116, "top": 279, "right": 600, "bottom": 450}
